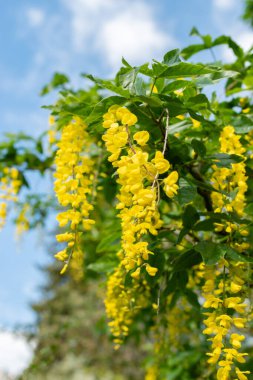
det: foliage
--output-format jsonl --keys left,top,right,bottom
{"left": 1, "top": 30, "right": 253, "bottom": 380}
{"left": 242, "top": 0, "right": 253, "bottom": 27}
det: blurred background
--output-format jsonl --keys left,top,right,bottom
{"left": 0, "top": 0, "right": 252, "bottom": 378}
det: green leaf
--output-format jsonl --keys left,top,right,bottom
{"left": 191, "top": 139, "right": 206, "bottom": 157}
{"left": 131, "top": 94, "right": 163, "bottom": 107}
{"left": 213, "top": 36, "right": 244, "bottom": 59}
{"left": 186, "top": 94, "right": 210, "bottom": 108}
{"left": 182, "top": 205, "right": 200, "bottom": 229}
{"left": 40, "top": 73, "right": 69, "bottom": 96}
{"left": 177, "top": 227, "right": 189, "bottom": 244}
{"left": 96, "top": 230, "right": 121, "bottom": 253}
{"left": 193, "top": 218, "right": 215, "bottom": 231}
{"left": 162, "top": 49, "right": 181, "bottom": 65}
{"left": 184, "top": 289, "right": 200, "bottom": 309}
{"left": 168, "top": 120, "right": 191, "bottom": 135}
{"left": 209, "top": 153, "right": 244, "bottom": 167}
{"left": 181, "top": 32, "right": 243, "bottom": 60}
{"left": 87, "top": 255, "right": 118, "bottom": 274}
{"left": 173, "top": 249, "right": 202, "bottom": 271}
{"left": 181, "top": 44, "right": 207, "bottom": 60}
{"left": 162, "top": 79, "right": 193, "bottom": 94}
{"left": 177, "top": 178, "right": 198, "bottom": 205}
{"left": 195, "top": 242, "right": 225, "bottom": 265}
{"left": 121, "top": 57, "right": 132, "bottom": 67}
{"left": 84, "top": 96, "right": 127, "bottom": 126}
{"left": 150, "top": 62, "right": 235, "bottom": 80}
{"left": 234, "top": 125, "right": 253, "bottom": 134}
{"left": 190, "top": 27, "right": 200, "bottom": 37}
{"left": 118, "top": 67, "right": 140, "bottom": 95}
{"left": 187, "top": 176, "right": 220, "bottom": 194}
{"left": 225, "top": 246, "right": 253, "bottom": 263}
{"left": 164, "top": 271, "right": 188, "bottom": 295}
{"left": 84, "top": 74, "right": 130, "bottom": 97}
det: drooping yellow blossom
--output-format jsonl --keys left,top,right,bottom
{"left": 15, "top": 203, "right": 30, "bottom": 237}
{"left": 163, "top": 171, "right": 179, "bottom": 198}
{"left": 202, "top": 260, "right": 250, "bottom": 379}
{"left": 145, "top": 365, "right": 158, "bottom": 380}
{"left": 191, "top": 117, "right": 201, "bottom": 129}
{"left": 152, "top": 151, "right": 170, "bottom": 174}
{"left": 201, "top": 125, "right": 251, "bottom": 380}
{"left": 0, "top": 167, "right": 21, "bottom": 230}
{"left": 102, "top": 105, "right": 179, "bottom": 277}
{"left": 54, "top": 117, "right": 95, "bottom": 274}
{"left": 104, "top": 258, "right": 149, "bottom": 348}
{"left": 48, "top": 115, "right": 57, "bottom": 145}
{"left": 211, "top": 126, "right": 248, "bottom": 232}
{"left": 133, "top": 131, "right": 150, "bottom": 146}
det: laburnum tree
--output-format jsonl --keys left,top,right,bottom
{"left": 1, "top": 28, "right": 253, "bottom": 380}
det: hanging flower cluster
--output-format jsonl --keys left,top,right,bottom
{"left": 54, "top": 117, "right": 95, "bottom": 274}
{"left": 202, "top": 125, "right": 251, "bottom": 379}
{"left": 202, "top": 261, "right": 250, "bottom": 380}
{"left": 0, "top": 168, "right": 21, "bottom": 230}
{"left": 211, "top": 125, "right": 247, "bottom": 232}
{"left": 15, "top": 203, "right": 30, "bottom": 237}
{"left": 48, "top": 115, "right": 57, "bottom": 146}
{"left": 145, "top": 365, "right": 159, "bottom": 380}
{"left": 102, "top": 105, "right": 178, "bottom": 277}
{"left": 104, "top": 255, "right": 150, "bottom": 349}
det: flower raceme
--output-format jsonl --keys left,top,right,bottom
{"left": 201, "top": 125, "right": 251, "bottom": 380}
{"left": 54, "top": 117, "right": 95, "bottom": 274}
{"left": 211, "top": 126, "right": 248, "bottom": 228}
{"left": 102, "top": 105, "right": 179, "bottom": 277}
{"left": 0, "top": 168, "right": 21, "bottom": 230}
{"left": 103, "top": 105, "right": 179, "bottom": 349}
{"left": 104, "top": 257, "right": 150, "bottom": 349}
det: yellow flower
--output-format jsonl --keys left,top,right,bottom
{"left": 163, "top": 171, "right": 179, "bottom": 198}
{"left": 230, "top": 333, "right": 245, "bottom": 349}
{"left": 133, "top": 131, "right": 150, "bottom": 146}
{"left": 230, "top": 281, "right": 242, "bottom": 293}
{"left": 131, "top": 267, "right": 141, "bottom": 279}
{"left": 233, "top": 318, "right": 246, "bottom": 329}
{"left": 56, "top": 233, "right": 74, "bottom": 242}
{"left": 191, "top": 118, "right": 201, "bottom": 128}
{"left": 235, "top": 368, "right": 250, "bottom": 380}
{"left": 146, "top": 264, "right": 158, "bottom": 276}
{"left": 217, "top": 366, "right": 230, "bottom": 380}
{"left": 54, "top": 250, "right": 68, "bottom": 261}
{"left": 54, "top": 118, "right": 95, "bottom": 274}
{"left": 122, "top": 112, "right": 137, "bottom": 126}
{"left": 152, "top": 151, "right": 170, "bottom": 174}
{"left": 60, "top": 264, "right": 68, "bottom": 275}
{"left": 105, "top": 263, "right": 149, "bottom": 347}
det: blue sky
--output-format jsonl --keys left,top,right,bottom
{"left": 0, "top": 0, "right": 252, "bottom": 375}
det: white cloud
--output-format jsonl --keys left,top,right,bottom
{"left": 212, "top": 0, "right": 236, "bottom": 11}
{"left": 26, "top": 7, "right": 45, "bottom": 28}
{"left": 236, "top": 31, "right": 253, "bottom": 51}
{"left": 62, "top": 0, "right": 120, "bottom": 51}
{"left": 63, "top": 0, "right": 175, "bottom": 69}
{"left": 98, "top": 4, "right": 173, "bottom": 69}
{"left": 0, "top": 331, "right": 33, "bottom": 376}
